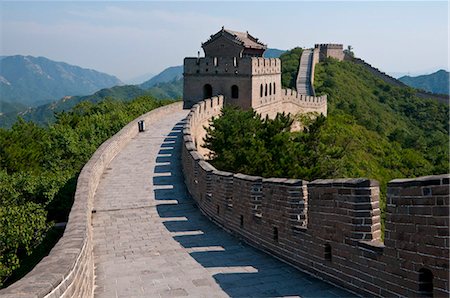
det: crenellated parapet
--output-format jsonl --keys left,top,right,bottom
{"left": 182, "top": 97, "right": 449, "bottom": 297}
{"left": 255, "top": 88, "right": 327, "bottom": 118}
{"left": 250, "top": 57, "right": 281, "bottom": 75}
{"left": 184, "top": 57, "right": 280, "bottom": 77}
{"left": 315, "top": 43, "right": 344, "bottom": 49}
{"left": 282, "top": 88, "right": 327, "bottom": 105}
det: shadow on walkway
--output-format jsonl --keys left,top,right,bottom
{"left": 154, "top": 122, "right": 354, "bottom": 298}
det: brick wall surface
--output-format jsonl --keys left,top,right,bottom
{"left": 182, "top": 97, "right": 449, "bottom": 297}
{"left": 0, "top": 102, "right": 183, "bottom": 298}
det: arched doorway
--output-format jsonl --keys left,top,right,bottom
{"left": 231, "top": 85, "right": 239, "bottom": 99}
{"left": 203, "top": 84, "right": 212, "bottom": 99}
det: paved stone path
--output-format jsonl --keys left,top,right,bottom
{"left": 92, "top": 107, "right": 354, "bottom": 297}
{"left": 296, "top": 49, "right": 314, "bottom": 96}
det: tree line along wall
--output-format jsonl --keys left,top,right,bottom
{"left": 0, "top": 102, "right": 184, "bottom": 298}
{"left": 182, "top": 97, "right": 449, "bottom": 297}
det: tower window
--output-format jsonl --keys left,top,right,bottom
{"left": 231, "top": 85, "right": 239, "bottom": 99}
{"left": 273, "top": 82, "right": 276, "bottom": 94}
{"left": 324, "top": 243, "right": 332, "bottom": 261}
{"left": 273, "top": 227, "right": 278, "bottom": 242}
{"left": 418, "top": 268, "right": 433, "bottom": 297}
{"left": 265, "top": 84, "right": 268, "bottom": 96}
{"left": 260, "top": 84, "right": 263, "bottom": 97}
{"left": 269, "top": 83, "right": 272, "bottom": 95}
{"left": 203, "top": 84, "right": 212, "bottom": 99}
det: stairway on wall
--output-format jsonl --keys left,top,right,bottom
{"left": 296, "top": 49, "right": 315, "bottom": 96}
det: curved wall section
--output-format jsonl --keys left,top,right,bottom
{"left": 182, "top": 98, "right": 449, "bottom": 297}
{"left": 0, "top": 102, "right": 183, "bottom": 298}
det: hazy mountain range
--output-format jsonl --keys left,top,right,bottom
{"left": 0, "top": 78, "right": 183, "bottom": 127}
{"left": 140, "top": 66, "right": 183, "bottom": 89}
{"left": 398, "top": 70, "right": 449, "bottom": 95}
{"left": 0, "top": 56, "right": 185, "bottom": 127}
{"left": 0, "top": 55, "right": 123, "bottom": 107}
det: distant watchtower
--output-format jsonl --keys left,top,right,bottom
{"left": 314, "top": 44, "right": 344, "bottom": 61}
{"left": 183, "top": 27, "right": 282, "bottom": 109}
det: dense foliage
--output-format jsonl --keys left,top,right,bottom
{"left": 314, "top": 58, "right": 448, "bottom": 178}
{"left": 204, "top": 108, "right": 343, "bottom": 179}
{"left": 203, "top": 55, "right": 449, "bottom": 235}
{"left": 0, "top": 96, "right": 172, "bottom": 287}
{"left": 279, "top": 47, "right": 303, "bottom": 89}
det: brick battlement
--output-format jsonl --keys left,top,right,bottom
{"left": 253, "top": 88, "right": 327, "bottom": 119}
{"left": 315, "top": 43, "right": 344, "bottom": 49}
{"left": 184, "top": 57, "right": 281, "bottom": 77}
{"left": 282, "top": 88, "right": 327, "bottom": 106}
{"left": 315, "top": 44, "right": 344, "bottom": 61}
{"left": 182, "top": 97, "right": 449, "bottom": 297}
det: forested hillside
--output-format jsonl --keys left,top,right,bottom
{"left": 313, "top": 58, "right": 448, "bottom": 181}
{"left": 205, "top": 52, "right": 449, "bottom": 235}
{"left": 0, "top": 96, "right": 173, "bottom": 287}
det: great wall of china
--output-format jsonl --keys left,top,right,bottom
{"left": 1, "top": 28, "right": 448, "bottom": 298}
{"left": 182, "top": 95, "right": 449, "bottom": 297}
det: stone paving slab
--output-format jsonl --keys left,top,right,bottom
{"left": 92, "top": 106, "right": 355, "bottom": 297}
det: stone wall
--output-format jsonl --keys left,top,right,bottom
{"left": 0, "top": 102, "right": 183, "bottom": 298}
{"left": 311, "top": 48, "right": 320, "bottom": 86}
{"left": 182, "top": 98, "right": 449, "bottom": 297}
{"left": 280, "top": 88, "right": 327, "bottom": 116}
{"left": 315, "top": 44, "right": 344, "bottom": 61}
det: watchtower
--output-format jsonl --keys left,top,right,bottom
{"left": 314, "top": 44, "right": 344, "bottom": 61}
{"left": 183, "top": 27, "right": 282, "bottom": 109}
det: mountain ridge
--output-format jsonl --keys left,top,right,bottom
{"left": 140, "top": 66, "right": 183, "bottom": 89}
{"left": 0, "top": 79, "right": 182, "bottom": 127}
{"left": 0, "top": 55, "right": 123, "bottom": 107}
{"left": 398, "top": 69, "right": 449, "bottom": 95}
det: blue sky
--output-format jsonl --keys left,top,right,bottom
{"left": 1, "top": 1, "right": 448, "bottom": 81}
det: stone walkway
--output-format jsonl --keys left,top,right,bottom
{"left": 296, "top": 49, "right": 314, "bottom": 96}
{"left": 92, "top": 107, "right": 354, "bottom": 297}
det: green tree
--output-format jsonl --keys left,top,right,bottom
{"left": 279, "top": 47, "right": 303, "bottom": 89}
